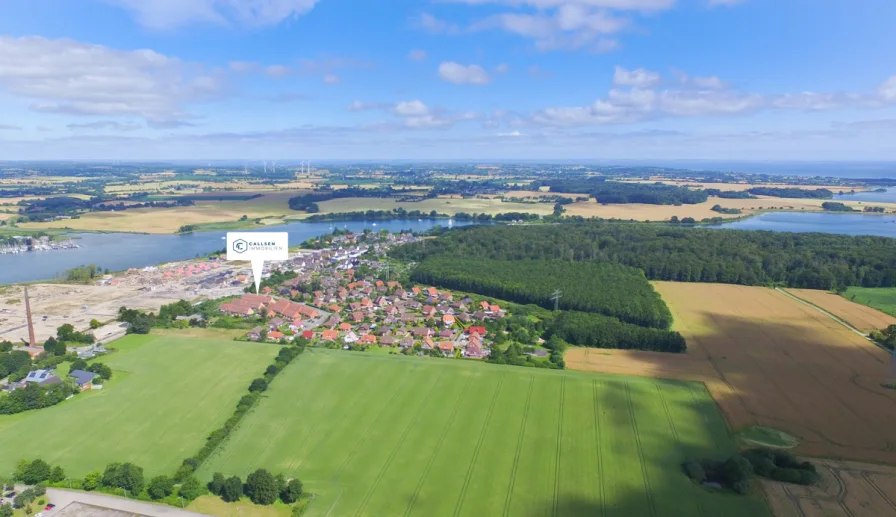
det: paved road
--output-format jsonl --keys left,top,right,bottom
{"left": 35, "top": 488, "right": 212, "bottom": 517}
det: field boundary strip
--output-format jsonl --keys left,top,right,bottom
{"left": 777, "top": 288, "right": 871, "bottom": 340}
{"left": 626, "top": 382, "right": 658, "bottom": 517}
{"left": 592, "top": 379, "right": 606, "bottom": 517}
{"left": 551, "top": 377, "right": 566, "bottom": 517}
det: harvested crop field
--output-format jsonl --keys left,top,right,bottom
{"left": 566, "top": 282, "right": 896, "bottom": 464}
{"left": 787, "top": 289, "right": 896, "bottom": 332}
{"left": 199, "top": 349, "right": 769, "bottom": 517}
{"left": 761, "top": 458, "right": 896, "bottom": 517}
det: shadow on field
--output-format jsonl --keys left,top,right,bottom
{"left": 518, "top": 377, "right": 768, "bottom": 517}
{"left": 570, "top": 305, "right": 896, "bottom": 465}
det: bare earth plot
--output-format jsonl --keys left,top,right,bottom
{"left": 787, "top": 288, "right": 896, "bottom": 333}
{"left": 198, "top": 349, "right": 770, "bottom": 517}
{"left": 762, "top": 459, "right": 896, "bottom": 517}
{"left": 566, "top": 282, "right": 896, "bottom": 465}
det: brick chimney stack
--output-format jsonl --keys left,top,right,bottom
{"left": 24, "top": 286, "right": 37, "bottom": 347}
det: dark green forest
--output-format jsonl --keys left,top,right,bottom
{"left": 534, "top": 179, "right": 708, "bottom": 205}
{"left": 547, "top": 311, "right": 686, "bottom": 353}
{"left": 411, "top": 257, "right": 672, "bottom": 329}
{"left": 746, "top": 187, "right": 833, "bottom": 199}
{"left": 392, "top": 222, "right": 896, "bottom": 289}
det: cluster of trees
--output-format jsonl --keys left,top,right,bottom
{"left": 546, "top": 311, "right": 686, "bottom": 353}
{"left": 175, "top": 342, "right": 306, "bottom": 480}
{"left": 306, "top": 208, "right": 446, "bottom": 222}
{"left": 705, "top": 189, "right": 757, "bottom": 199}
{"left": 684, "top": 448, "right": 818, "bottom": 494}
{"left": 208, "top": 470, "right": 303, "bottom": 505}
{"left": 65, "top": 264, "right": 104, "bottom": 283}
{"left": 0, "top": 343, "right": 32, "bottom": 378}
{"left": 118, "top": 307, "right": 154, "bottom": 334}
{"left": 390, "top": 222, "right": 896, "bottom": 289}
{"left": 118, "top": 300, "right": 219, "bottom": 334}
{"left": 287, "top": 187, "right": 395, "bottom": 212}
{"left": 864, "top": 206, "right": 887, "bottom": 213}
{"left": 0, "top": 380, "right": 75, "bottom": 415}
{"left": 821, "top": 202, "right": 854, "bottom": 212}
{"left": 56, "top": 323, "right": 95, "bottom": 344}
{"left": 870, "top": 324, "right": 896, "bottom": 350}
{"left": 747, "top": 187, "right": 833, "bottom": 199}
{"left": 411, "top": 257, "right": 672, "bottom": 329}
{"left": 532, "top": 179, "right": 709, "bottom": 205}
{"left": 711, "top": 204, "right": 742, "bottom": 215}
{"left": 70, "top": 358, "right": 112, "bottom": 380}
{"left": 12, "top": 457, "right": 204, "bottom": 504}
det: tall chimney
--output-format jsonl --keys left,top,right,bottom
{"left": 24, "top": 286, "right": 37, "bottom": 347}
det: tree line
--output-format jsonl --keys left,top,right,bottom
{"left": 746, "top": 187, "right": 833, "bottom": 199}
{"left": 532, "top": 179, "right": 709, "bottom": 205}
{"left": 411, "top": 257, "right": 673, "bottom": 329}
{"left": 390, "top": 222, "right": 896, "bottom": 289}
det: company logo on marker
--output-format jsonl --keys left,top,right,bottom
{"left": 232, "top": 239, "right": 285, "bottom": 253}
{"left": 232, "top": 239, "right": 248, "bottom": 254}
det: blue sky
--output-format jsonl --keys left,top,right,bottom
{"left": 0, "top": 0, "right": 895, "bottom": 160}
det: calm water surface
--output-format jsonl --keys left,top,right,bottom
{"left": 710, "top": 212, "right": 896, "bottom": 238}
{"left": 2, "top": 219, "right": 470, "bottom": 284}
{"left": 833, "top": 187, "right": 896, "bottom": 203}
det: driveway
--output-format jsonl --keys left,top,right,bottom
{"left": 37, "top": 488, "right": 212, "bottom": 517}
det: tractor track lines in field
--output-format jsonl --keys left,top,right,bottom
{"left": 502, "top": 375, "right": 534, "bottom": 517}
{"left": 551, "top": 377, "right": 566, "bottom": 517}
{"left": 330, "top": 370, "right": 417, "bottom": 482}
{"left": 293, "top": 365, "right": 396, "bottom": 473}
{"left": 657, "top": 384, "right": 705, "bottom": 517}
{"left": 626, "top": 382, "right": 658, "bottom": 517}
{"left": 352, "top": 369, "right": 447, "bottom": 517}
{"left": 452, "top": 373, "right": 507, "bottom": 517}
{"left": 860, "top": 471, "right": 896, "bottom": 513}
{"left": 592, "top": 379, "right": 606, "bottom": 517}
{"left": 244, "top": 361, "right": 330, "bottom": 473}
{"left": 403, "top": 373, "right": 475, "bottom": 517}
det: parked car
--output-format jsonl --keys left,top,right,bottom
{"left": 45, "top": 503, "right": 56, "bottom": 510}
{"left": 4, "top": 492, "right": 15, "bottom": 498}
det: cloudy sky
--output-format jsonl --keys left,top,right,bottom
{"left": 0, "top": 0, "right": 894, "bottom": 160}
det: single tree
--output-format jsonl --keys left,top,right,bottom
{"left": 177, "top": 476, "right": 204, "bottom": 501}
{"left": 82, "top": 471, "right": 102, "bottom": 491}
{"left": 248, "top": 378, "right": 268, "bottom": 393}
{"left": 20, "top": 459, "right": 51, "bottom": 485}
{"left": 49, "top": 465, "right": 66, "bottom": 483}
{"left": 220, "top": 476, "right": 243, "bottom": 503}
{"left": 147, "top": 475, "right": 174, "bottom": 500}
{"left": 245, "top": 469, "right": 278, "bottom": 505}
{"left": 90, "top": 319, "right": 101, "bottom": 329}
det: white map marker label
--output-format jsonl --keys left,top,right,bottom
{"left": 226, "top": 232, "right": 289, "bottom": 294}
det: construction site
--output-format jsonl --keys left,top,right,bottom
{"left": 0, "top": 257, "right": 253, "bottom": 344}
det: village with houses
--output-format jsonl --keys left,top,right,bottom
{"left": 218, "top": 230, "right": 507, "bottom": 359}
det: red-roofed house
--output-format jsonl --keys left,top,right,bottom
{"left": 268, "top": 331, "right": 285, "bottom": 341}
{"left": 322, "top": 330, "right": 338, "bottom": 341}
{"left": 339, "top": 322, "right": 352, "bottom": 331}
{"left": 438, "top": 341, "right": 454, "bottom": 355}
{"left": 302, "top": 330, "right": 314, "bottom": 340}
{"left": 479, "top": 301, "right": 491, "bottom": 310}
{"left": 442, "top": 314, "right": 455, "bottom": 326}
{"left": 359, "top": 334, "right": 377, "bottom": 345}
{"left": 427, "top": 287, "right": 438, "bottom": 296}
{"left": 466, "top": 326, "right": 487, "bottom": 336}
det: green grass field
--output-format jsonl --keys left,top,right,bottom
{"left": 843, "top": 287, "right": 896, "bottom": 318}
{"left": 199, "top": 350, "right": 770, "bottom": 517}
{"left": 0, "top": 334, "right": 278, "bottom": 477}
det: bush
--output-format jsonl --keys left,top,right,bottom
{"left": 249, "top": 378, "right": 268, "bottom": 393}
{"left": 221, "top": 476, "right": 243, "bottom": 503}
{"left": 280, "top": 478, "right": 303, "bottom": 504}
{"left": 682, "top": 461, "right": 706, "bottom": 483}
{"left": 82, "top": 471, "right": 102, "bottom": 491}
{"left": 723, "top": 455, "right": 753, "bottom": 487}
{"left": 49, "top": 465, "right": 65, "bottom": 483}
{"left": 177, "top": 476, "right": 205, "bottom": 502}
{"left": 147, "top": 475, "right": 174, "bottom": 500}
{"left": 19, "top": 459, "right": 51, "bottom": 485}
{"left": 208, "top": 472, "right": 225, "bottom": 496}
{"left": 102, "top": 462, "right": 144, "bottom": 495}
{"left": 245, "top": 469, "right": 279, "bottom": 505}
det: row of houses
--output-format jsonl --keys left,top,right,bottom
{"left": 2, "top": 368, "right": 100, "bottom": 392}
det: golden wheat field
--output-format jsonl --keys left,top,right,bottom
{"left": 566, "top": 282, "right": 896, "bottom": 464}
{"left": 787, "top": 289, "right": 896, "bottom": 332}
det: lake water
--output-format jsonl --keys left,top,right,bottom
{"left": 2, "top": 219, "right": 470, "bottom": 285}
{"left": 833, "top": 187, "right": 896, "bottom": 203}
{"left": 710, "top": 212, "right": 896, "bottom": 238}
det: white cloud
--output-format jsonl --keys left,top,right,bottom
{"left": 471, "top": 7, "right": 626, "bottom": 52}
{"left": 497, "top": 130, "right": 523, "bottom": 137}
{"left": 347, "top": 100, "right": 388, "bottom": 112}
{"left": 229, "top": 61, "right": 259, "bottom": 73}
{"left": 413, "top": 13, "right": 460, "bottom": 35}
{"left": 67, "top": 121, "right": 143, "bottom": 131}
{"left": 102, "top": 0, "right": 320, "bottom": 30}
{"left": 393, "top": 100, "right": 430, "bottom": 117}
{"left": 691, "top": 76, "right": 726, "bottom": 89}
{"left": 0, "top": 124, "right": 22, "bottom": 131}
{"left": 323, "top": 73, "right": 341, "bottom": 84}
{"left": 879, "top": 75, "right": 896, "bottom": 102}
{"left": 265, "top": 64, "right": 292, "bottom": 78}
{"left": 408, "top": 49, "right": 427, "bottom": 62}
{"left": 708, "top": 0, "right": 745, "bottom": 5}
{"left": 495, "top": 63, "right": 510, "bottom": 73}
{"left": 439, "top": 62, "right": 491, "bottom": 85}
{"left": 0, "top": 36, "right": 221, "bottom": 126}
{"left": 613, "top": 66, "right": 660, "bottom": 87}
{"left": 444, "top": 0, "right": 675, "bottom": 13}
